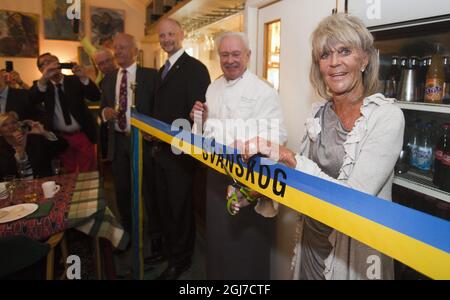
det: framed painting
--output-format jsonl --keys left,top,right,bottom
{"left": 90, "top": 7, "right": 125, "bottom": 47}
{"left": 43, "top": 0, "right": 85, "bottom": 41}
{"left": 0, "top": 10, "right": 39, "bottom": 57}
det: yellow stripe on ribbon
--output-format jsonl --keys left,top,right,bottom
{"left": 131, "top": 116, "right": 450, "bottom": 279}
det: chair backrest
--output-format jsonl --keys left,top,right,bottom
{"left": 0, "top": 235, "right": 50, "bottom": 278}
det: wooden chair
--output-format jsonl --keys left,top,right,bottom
{"left": 45, "top": 232, "right": 68, "bottom": 280}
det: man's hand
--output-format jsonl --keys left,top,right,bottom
{"left": 103, "top": 107, "right": 118, "bottom": 121}
{"left": 189, "top": 101, "right": 208, "bottom": 124}
{"left": 9, "top": 71, "right": 22, "bottom": 84}
{"left": 72, "top": 64, "right": 89, "bottom": 82}
{"left": 38, "top": 61, "right": 60, "bottom": 86}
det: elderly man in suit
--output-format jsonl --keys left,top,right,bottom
{"left": 151, "top": 18, "right": 211, "bottom": 280}
{"left": 30, "top": 53, "right": 100, "bottom": 173}
{"left": 100, "top": 33, "right": 158, "bottom": 240}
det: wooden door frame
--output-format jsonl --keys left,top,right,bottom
{"left": 244, "top": 0, "right": 281, "bottom": 73}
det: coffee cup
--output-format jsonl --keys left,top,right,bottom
{"left": 42, "top": 181, "right": 61, "bottom": 199}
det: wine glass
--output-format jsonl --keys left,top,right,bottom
{"left": 3, "top": 175, "right": 16, "bottom": 205}
{"left": 51, "top": 159, "right": 61, "bottom": 176}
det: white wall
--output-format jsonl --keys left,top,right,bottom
{"left": 0, "top": 0, "right": 146, "bottom": 86}
{"left": 349, "top": 0, "right": 450, "bottom": 28}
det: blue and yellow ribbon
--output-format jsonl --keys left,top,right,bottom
{"left": 131, "top": 110, "right": 450, "bottom": 279}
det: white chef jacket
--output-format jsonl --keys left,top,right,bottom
{"left": 202, "top": 69, "right": 287, "bottom": 146}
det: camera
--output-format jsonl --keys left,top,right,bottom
{"left": 59, "top": 62, "right": 75, "bottom": 69}
{"left": 19, "top": 122, "right": 31, "bottom": 133}
{"left": 5, "top": 61, "right": 13, "bottom": 72}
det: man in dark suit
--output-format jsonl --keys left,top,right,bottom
{"left": 100, "top": 33, "right": 157, "bottom": 237}
{"left": 152, "top": 18, "right": 211, "bottom": 280}
{"left": 0, "top": 70, "right": 36, "bottom": 119}
{"left": 29, "top": 53, "right": 100, "bottom": 173}
{"left": 92, "top": 48, "right": 118, "bottom": 161}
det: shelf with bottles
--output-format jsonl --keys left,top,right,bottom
{"left": 374, "top": 19, "right": 450, "bottom": 107}
{"left": 395, "top": 100, "right": 450, "bottom": 113}
{"left": 144, "top": 0, "right": 191, "bottom": 36}
{"left": 394, "top": 170, "right": 450, "bottom": 203}
{"left": 396, "top": 114, "right": 450, "bottom": 202}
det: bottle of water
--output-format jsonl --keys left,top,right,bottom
{"left": 414, "top": 122, "right": 433, "bottom": 172}
{"left": 408, "top": 120, "right": 420, "bottom": 168}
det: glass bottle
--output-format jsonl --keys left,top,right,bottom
{"left": 417, "top": 57, "right": 428, "bottom": 102}
{"left": 408, "top": 120, "right": 421, "bottom": 168}
{"left": 400, "top": 57, "right": 407, "bottom": 69}
{"left": 384, "top": 56, "right": 400, "bottom": 98}
{"left": 424, "top": 46, "right": 445, "bottom": 103}
{"left": 434, "top": 124, "right": 450, "bottom": 188}
{"left": 414, "top": 122, "right": 433, "bottom": 172}
{"left": 442, "top": 56, "right": 450, "bottom": 104}
{"left": 440, "top": 133, "right": 450, "bottom": 193}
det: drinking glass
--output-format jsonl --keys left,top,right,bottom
{"left": 51, "top": 159, "right": 62, "bottom": 176}
{"left": 23, "top": 179, "right": 38, "bottom": 203}
{"left": 3, "top": 175, "right": 16, "bottom": 204}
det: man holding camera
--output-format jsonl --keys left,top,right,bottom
{"left": 29, "top": 52, "right": 101, "bottom": 173}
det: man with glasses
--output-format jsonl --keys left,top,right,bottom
{"left": 29, "top": 53, "right": 100, "bottom": 173}
{"left": 92, "top": 48, "right": 118, "bottom": 85}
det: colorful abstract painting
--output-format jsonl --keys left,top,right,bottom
{"left": 90, "top": 6, "right": 124, "bottom": 47}
{"left": 0, "top": 10, "right": 39, "bottom": 57}
{"left": 43, "top": 0, "right": 85, "bottom": 41}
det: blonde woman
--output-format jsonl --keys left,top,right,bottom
{"left": 0, "top": 112, "right": 66, "bottom": 179}
{"left": 240, "top": 13, "right": 404, "bottom": 280}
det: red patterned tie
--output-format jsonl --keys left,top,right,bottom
{"left": 118, "top": 70, "right": 127, "bottom": 131}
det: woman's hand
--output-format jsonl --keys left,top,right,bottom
{"left": 25, "top": 120, "right": 45, "bottom": 135}
{"left": 240, "top": 137, "right": 297, "bottom": 168}
{"left": 11, "top": 130, "right": 27, "bottom": 158}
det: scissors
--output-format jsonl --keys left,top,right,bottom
{"left": 224, "top": 166, "right": 258, "bottom": 216}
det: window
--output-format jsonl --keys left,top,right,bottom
{"left": 264, "top": 20, "right": 281, "bottom": 90}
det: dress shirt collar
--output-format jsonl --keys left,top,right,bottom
{"left": 167, "top": 48, "right": 185, "bottom": 69}
{"left": 50, "top": 76, "right": 64, "bottom": 86}
{"left": 120, "top": 62, "right": 137, "bottom": 75}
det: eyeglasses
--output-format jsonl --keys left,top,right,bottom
{"left": 96, "top": 58, "right": 113, "bottom": 66}
{"left": 38, "top": 57, "right": 58, "bottom": 68}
